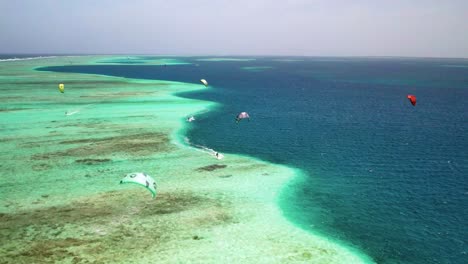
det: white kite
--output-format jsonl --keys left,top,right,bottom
{"left": 120, "top": 172, "right": 157, "bottom": 198}
{"left": 200, "top": 79, "right": 208, "bottom": 87}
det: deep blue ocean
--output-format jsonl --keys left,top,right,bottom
{"left": 41, "top": 57, "right": 468, "bottom": 264}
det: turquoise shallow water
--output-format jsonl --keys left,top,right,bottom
{"left": 41, "top": 57, "right": 468, "bottom": 263}
{"left": 2, "top": 56, "right": 371, "bottom": 263}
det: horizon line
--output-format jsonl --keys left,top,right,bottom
{"left": 1, "top": 53, "right": 467, "bottom": 60}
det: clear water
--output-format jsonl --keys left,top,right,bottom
{"left": 40, "top": 57, "right": 468, "bottom": 264}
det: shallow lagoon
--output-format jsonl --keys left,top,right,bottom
{"left": 0, "top": 56, "right": 368, "bottom": 263}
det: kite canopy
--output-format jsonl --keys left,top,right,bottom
{"left": 200, "top": 79, "right": 208, "bottom": 87}
{"left": 407, "top": 94, "right": 416, "bottom": 106}
{"left": 58, "top": 83, "right": 64, "bottom": 93}
{"left": 120, "top": 172, "right": 157, "bottom": 198}
{"left": 236, "top": 112, "right": 250, "bottom": 123}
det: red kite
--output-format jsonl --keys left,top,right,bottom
{"left": 407, "top": 95, "right": 416, "bottom": 106}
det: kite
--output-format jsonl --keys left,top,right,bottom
{"left": 200, "top": 79, "right": 208, "bottom": 87}
{"left": 120, "top": 172, "right": 157, "bottom": 198}
{"left": 407, "top": 95, "right": 416, "bottom": 106}
{"left": 236, "top": 112, "right": 250, "bottom": 123}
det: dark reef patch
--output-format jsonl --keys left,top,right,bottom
{"left": 32, "top": 132, "right": 172, "bottom": 160}
{"left": 0, "top": 108, "right": 29, "bottom": 112}
{"left": 0, "top": 190, "right": 233, "bottom": 263}
{"left": 75, "top": 158, "right": 111, "bottom": 165}
{"left": 196, "top": 164, "right": 227, "bottom": 172}
{"left": 32, "top": 163, "right": 52, "bottom": 171}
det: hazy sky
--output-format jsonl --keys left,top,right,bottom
{"left": 1, "top": 0, "right": 467, "bottom": 57}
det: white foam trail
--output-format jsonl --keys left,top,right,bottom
{"left": 0, "top": 56, "right": 57, "bottom": 62}
{"left": 65, "top": 110, "right": 79, "bottom": 116}
{"left": 184, "top": 137, "right": 224, "bottom": 159}
{"left": 65, "top": 103, "right": 95, "bottom": 116}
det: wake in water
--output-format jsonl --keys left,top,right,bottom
{"left": 65, "top": 111, "right": 79, "bottom": 116}
{"left": 184, "top": 137, "right": 224, "bottom": 160}
{"left": 65, "top": 103, "right": 96, "bottom": 116}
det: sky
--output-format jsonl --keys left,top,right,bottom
{"left": 1, "top": 0, "right": 468, "bottom": 57}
